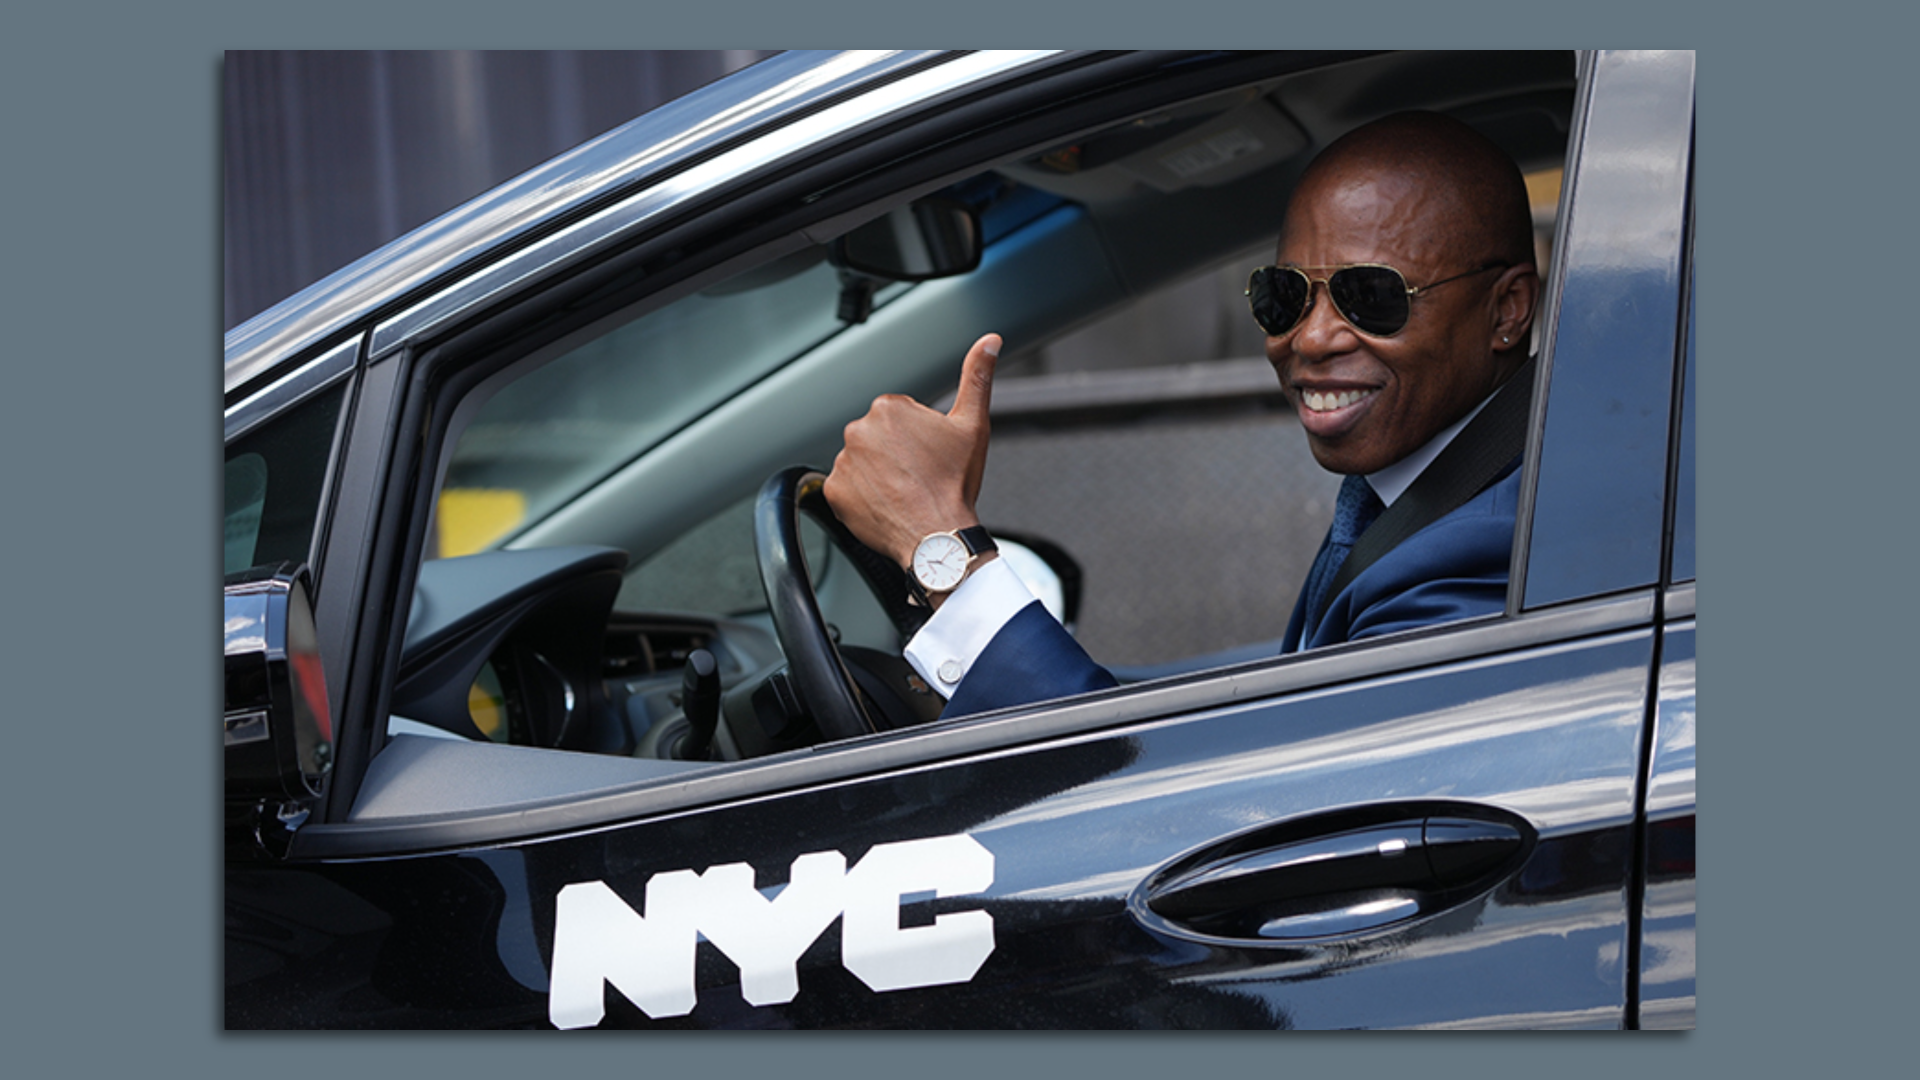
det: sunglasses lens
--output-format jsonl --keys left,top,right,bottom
{"left": 1328, "top": 267, "right": 1411, "bottom": 336}
{"left": 1248, "top": 267, "right": 1310, "bottom": 335}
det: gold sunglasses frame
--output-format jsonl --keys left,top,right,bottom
{"left": 1245, "top": 262, "right": 1510, "bottom": 337}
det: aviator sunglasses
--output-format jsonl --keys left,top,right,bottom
{"left": 1246, "top": 262, "right": 1509, "bottom": 338}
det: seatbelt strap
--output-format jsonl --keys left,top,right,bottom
{"left": 1321, "top": 357, "right": 1535, "bottom": 606}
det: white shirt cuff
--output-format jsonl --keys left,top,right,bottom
{"left": 903, "top": 557, "right": 1037, "bottom": 699}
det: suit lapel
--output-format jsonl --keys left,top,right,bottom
{"left": 1322, "top": 356, "right": 1535, "bottom": 607}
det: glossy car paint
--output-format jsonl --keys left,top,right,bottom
{"left": 231, "top": 617, "right": 1651, "bottom": 1028}
{"left": 224, "top": 50, "right": 1698, "bottom": 1029}
{"left": 1639, "top": 603, "right": 1696, "bottom": 1029}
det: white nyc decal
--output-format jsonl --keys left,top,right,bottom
{"left": 548, "top": 833, "right": 994, "bottom": 1028}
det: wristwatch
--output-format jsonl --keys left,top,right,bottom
{"left": 908, "top": 525, "right": 997, "bottom": 605}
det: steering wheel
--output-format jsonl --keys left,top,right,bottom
{"left": 753, "top": 467, "right": 930, "bottom": 742}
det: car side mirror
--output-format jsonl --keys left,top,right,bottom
{"left": 225, "top": 563, "right": 332, "bottom": 852}
{"left": 830, "top": 197, "right": 982, "bottom": 324}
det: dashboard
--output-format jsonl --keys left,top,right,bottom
{"left": 389, "top": 546, "right": 782, "bottom": 758}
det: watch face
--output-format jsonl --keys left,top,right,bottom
{"left": 912, "top": 533, "right": 970, "bottom": 592}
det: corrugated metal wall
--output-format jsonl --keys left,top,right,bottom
{"left": 223, "top": 50, "right": 773, "bottom": 330}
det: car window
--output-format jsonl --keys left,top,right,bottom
{"left": 971, "top": 167, "right": 1561, "bottom": 669}
{"left": 224, "top": 453, "right": 268, "bottom": 572}
{"left": 982, "top": 250, "right": 1336, "bottom": 667}
{"left": 430, "top": 178, "right": 1066, "bottom": 563}
{"left": 223, "top": 382, "right": 347, "bottom": 576}
{"left": 622, "top": 491, "right": 832, "bottom": 617}
{"left": 552, "top": 160, "right": 1563, "bottom": 669}
{"left": 432, "top": 255, "right": 903, "bottom": 559}
{"left": 378, "top": 54, "right": 1582, "bottom": 772}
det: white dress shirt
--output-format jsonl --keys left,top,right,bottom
{"left": 902, "top": 394, "right": 1492, "bottom": 699}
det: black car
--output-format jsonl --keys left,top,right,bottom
{"left": 224, "top": 49, "right": 1695, "bottom": 1028}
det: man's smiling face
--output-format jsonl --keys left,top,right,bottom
{"left": 1265, "top": 120, "right": 1535, "bottom": 477}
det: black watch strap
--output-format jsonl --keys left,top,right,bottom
{"left": 956, "top": 525, "right": 997, "bottom": 557}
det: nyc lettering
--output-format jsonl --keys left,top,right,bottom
{"left": 549, "top": 833, "right": 994, "bottom": 1028}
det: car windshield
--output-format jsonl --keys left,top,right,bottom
{"left": 433, "top": 254, "right": 901, "bottom": 557}
{"left": 433, "top": 179, "right": 1064, "bottom": 564}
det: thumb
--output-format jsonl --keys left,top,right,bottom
{"left": 947, "top": 333, "right": 1001, "bottom": 425}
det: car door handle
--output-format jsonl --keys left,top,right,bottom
{"left": 1142, "top": 815, "right": 1527, "bottom": 941}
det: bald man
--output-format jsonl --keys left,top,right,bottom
{"left": 824, "top": 111, "right": 1541, "bottom": 716}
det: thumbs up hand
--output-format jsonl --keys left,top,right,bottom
{"left": 824, "top": 334, "right": 1000, "bottom": 569}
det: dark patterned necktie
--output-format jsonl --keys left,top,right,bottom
{"left": 1298, "top": 474, "right": 1386, "bottom": 646}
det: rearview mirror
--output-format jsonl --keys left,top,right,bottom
{"left": 831, "top": 197, "right": 984, "bottom": 325}
{"left": 830, "top": 197, "right": 982, "bottom": 282}
{"left": 225, "top": 563, "right": 332, "bottom": 850}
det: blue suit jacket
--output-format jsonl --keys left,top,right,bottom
{"left": 941, "top": 464, "right": 1521, "bottom": 718}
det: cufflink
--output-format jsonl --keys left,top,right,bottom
{"left": 937, "top": 659, "right": 964, "bottom": 685}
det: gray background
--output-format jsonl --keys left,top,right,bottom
{"left": 6, "top": 9, "right": 1905, "bottom": 1077}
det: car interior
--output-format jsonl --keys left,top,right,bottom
{"left": 349, "top": 50, "right": 1581, "bottom": 820}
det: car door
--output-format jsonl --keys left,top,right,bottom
{"left": 225, "top": 50, "right": 1695, "bottom": 1029}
